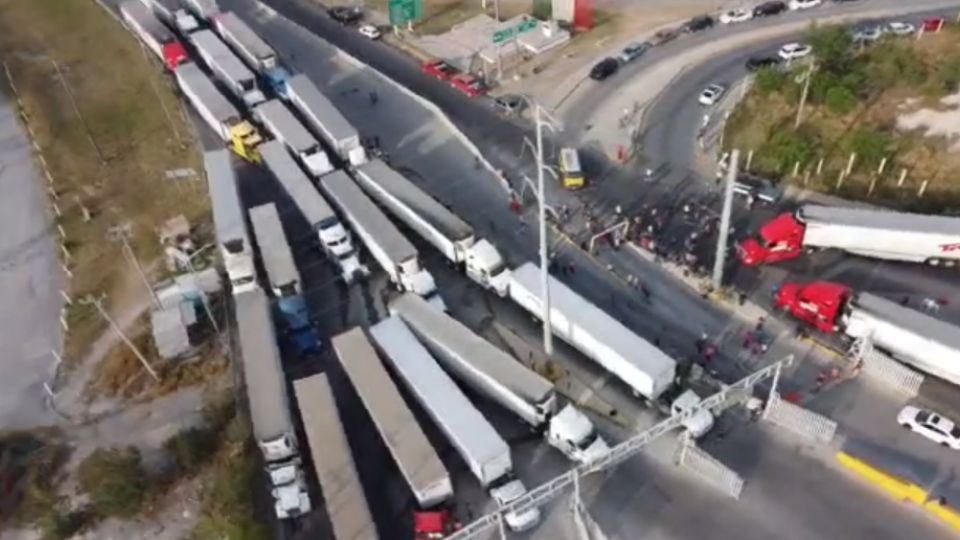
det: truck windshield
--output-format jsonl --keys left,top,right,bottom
{"left": 575, "top": 430, "right": 599, "bottom": 450}
{"left": 337, "top": 249, "right": 356, "bottom": 261}
{"left": 489, "top": 261, "right": 507, "bottom": 278}
{"left": 239, "top": 79, "right": 255, "bottom": 92}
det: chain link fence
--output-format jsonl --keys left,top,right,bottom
{"left": 763, "top": 393, "right": 838, "bottom": 445}
{"left": 849, "top": 337, "right": 923, "bottom": 397}
{"left": 676, "top": 433, "right": 745, "bottom": 499}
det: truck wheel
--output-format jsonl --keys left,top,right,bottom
{"left": 928, "top": 258, "right": 941, "bottom": 266}
{"left": 945, "top": 259, "right": 957, "bottom": 268}
{"left": 901, "top": 423, "right": 912, "bottom": 430}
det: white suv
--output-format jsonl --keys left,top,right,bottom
{"left": 788, "top": 0, "right": 821, "bottom": 10}
{"left": 898, "top": 405, "right": 960, "bottom": 449}
{"left": 779, "top": 42, "right": 812, "bottom": 60}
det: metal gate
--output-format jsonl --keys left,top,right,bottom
{"left": 677, "top": 434, "right": 745, "bottom": 499}
{"left": 763, "top": 393, "right": 837, "bottom": 444}
{"left": 849, "top": 336, "right": 923, "bottom": 397}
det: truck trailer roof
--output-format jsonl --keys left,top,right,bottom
{"left": 204, "top": 150, "right": 247, "bottom": 244}
{"left": 356, "top": 159, "right": 473, "bottom": 242}
{"left": 190, "top": 30, "right": 256, "bottom": 84}
{"left": 235, "top": 289, "right": 293, "bottom": 441}
{"left": 855, "top": 293, "right": 960, "bottom": 352}
{"left": 214, "top": 11, "right": 275, "bottom": 63}
{"left": 293, "top": 374, "right": 379, "bottom": 540}
{"left": 510, "top": 263, "right": 677, "bottom": 396}
{"left": 254, "top": 99, "right": 319, "bottom": 153}
{"left": 370, "top": 316, "right": 511, "bottom": 485}
{"left": 332, "top": 328, "right": 452, "bottom": 507}
{"left": 249, "top": 203, "right": 299, "bottom": 291}
{"left": 391, "top": 294, "right": 554, "bottom": 405}
{"left": 799, "top": 205, "right": 960, "bottom": 236}
{"left": 176, "top": 63, "right": 239, "bottom": 123}
{"left": 286, "top": 74, "right": 358, "bottom": 142}
{"left": 321, "top": 172, "right": 418, "bottom": 263}
{"left": 121, "top": 0, "right": 175, "bottom": 43}
{"left": 259, "top": 141, "right": 338, "bottom": 229}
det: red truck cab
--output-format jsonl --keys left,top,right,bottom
{"left": 775, "top": 281, "right": 851, "bottom": 333}
{"left": 738, "top": 212, "right": 806, "bottom": 266}
{"left": 415, "top": 509, "right": 461, "bottom": 539}
{"left": 162, "top": 42, "right": 189, "bottom": 71}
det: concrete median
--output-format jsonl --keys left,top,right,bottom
{"left": 836, "top": 451, "right": 928, "bottom": 504}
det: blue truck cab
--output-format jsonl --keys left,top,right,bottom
{"left": 265, "top": 65, "right": 292, "bottom": 99}
{"left": 276, "top": 295, "right": 322, "bottom": 357}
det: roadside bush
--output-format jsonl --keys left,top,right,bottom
{"left": 864, "top": 41, "right": 927, "bottom": 92}
{"left": 76, "top": 447, "right": 147, "bottom": 519}
{"left": 824, "top": 86, "right": 858, "bottom": 115}
{"left": 164, "top": 397, "right": 236, "bottom": 476}
{"left": 755, "top": 67, "right": 787, "bottom": 95}
{"left": 939, "top": 57, "right": 960, "bottom": 93}
{"left": 806, "top": 24, "right": 854, "bottom": 74}
{"left": 844, "top": 128, "right": 891, "bottom": 167}
{"left": 759, "top": 128, "right": 818, "bottom": 173}
{"left": 189, "top": 441, "right": 267, "bottom": 540}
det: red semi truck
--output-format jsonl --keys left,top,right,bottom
{"left": 738, "top": 204, "right": 960, "bottom": 267}
{"left": 775, "top": 281, "right": 960, "bottom": 386}
{"left": 119, "top": 0, "right": 188, "bottom": 71}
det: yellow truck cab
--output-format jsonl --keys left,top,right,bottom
{"left": 228, "top": 119, "right": 263, "bottom": 164}
{"left": 559, "top": 147, "right": 585, "bottom": 189}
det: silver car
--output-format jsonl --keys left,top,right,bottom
{"left": 618, "top": 42, "right": 650, "bottom": 63}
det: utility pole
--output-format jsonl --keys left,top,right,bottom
{"left": 712, "top": 149, "right": 740, "bottom": 290}
{"left": 794, "top": 63, "right": 815, "bottom": 129}
{"left": 82, "top": 294, "right": 160, "bottom": 382}
{"left": 108, "top": 223, "right": 162, "bottom": 309}
{"left": 535, "top": 104, "right": 553, "bottom": 356}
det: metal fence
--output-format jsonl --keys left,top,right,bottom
{"left": 677, "top": 434, "right": 745, "bottom": 499}
{"left": 849, "top": 336, "right": 923, "bottom": 397}
{"left": 763, "top": 393, "right": 838, "bottom": 445}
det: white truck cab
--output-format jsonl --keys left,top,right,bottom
{"left": 348, "top": 145, "right": 369, "bottom": 167}
{"left": 671, "top": 390, "right": 715, "bottom": 438}
{"left": 546, "top": 404, "right": 610, "bottom": 464}
{"left": 489, "top": 478, "right": 541, "bottom": 532}
{"left": 271, "top": 471, "right": 312, "bottom": 518}
{"left": 300, "top": 144, "right": 334, "bottom": 178}
{"left": 466, "top": 239, "right": 511, "bottom": 297}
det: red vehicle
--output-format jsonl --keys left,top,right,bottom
{"left": 414, "top": 509, "right": 461, "bottom": 539}
{"left": 922, "top": 17, "right": 945, "bottom": 33}
{"left": 775, "top": 281, "right": 851, "bottom": 333}
{"left": 450, "top": 74, "right": 486, "bottom": 97}
{"left": 421, "top": 59, "right": 458, "bottom": 81}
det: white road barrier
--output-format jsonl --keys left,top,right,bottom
{"left": 849, "top": 336, "right": 923, "bottom": 397}
{"left": 677, "top": 433, "right": 744, "bottom": 499}
{"left": 763, "top": 393, "right": 838, "bottom": 445}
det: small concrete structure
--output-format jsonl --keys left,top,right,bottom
{"left": 151, "top": 300, "right": 197, "bottom": 359}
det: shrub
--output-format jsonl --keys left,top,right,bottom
{"left": 755, "top": 67, "right": 787, "bottom": 95}
{"left": 939, "top": 57, "right": 960, "bottom": 93}
{"left": 806, "top": 24, "right": 854, "bottom": 74}
{"left": 76, "top": 447, "right": 147, "bottom": 518}
{"left": 760, "top": 129, "right": 818, "bottom": 172}
{"left": 824, "top": 86, "right": 858, "bottom": 115}
{"left": 844, "top": 128, "right": 891, "bottom": 166}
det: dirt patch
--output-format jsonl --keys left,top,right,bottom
{"left": 897, "top": 93, "right": 960, "bottom": 151}
{"left": 0, "top": 0, "right": 208, "bottom": 361}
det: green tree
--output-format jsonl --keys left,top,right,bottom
{"left": 865, "top": 41, "right": 927, "bottom": 92}
{"left": 824, "top": 85, "right": 857, "bottom": 114}
{"left": 806, "top": 24, "right": 854, "bottom": 74}
{"left": 761, "top": 129, "right": 817, "bottom": 172}
{"left": 76, "top": 447, "right": 147, "bottom": 518}
{"left": 845, "top": 128, "right": 891, "bottom": 166}
{"left": 754, "top": 67, "right": 786, "bottom": 95}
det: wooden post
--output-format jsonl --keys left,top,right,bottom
{"left": 816, "top": 157, "right": 824, "bottom": 176}
{"left": 844, "top": 153, "right": 857, "bottom": 176}
{"left": 867, "top": 176, "right": 878, "bottom": 196}
{"left": 835, "top": 172, "right": 847, "bottom": 190}
{"left": 745, "top": 149, "right": 754, "bottom": 171}
{"left": 877, "top": 157, "right": 888, "bottom": 175}
{"left": 897, "top": 168, "right": 908, "bottom": 187}
{"left": 792, "top": 161, "right": 801, "bottom": 177}
{"left": 918, "top": 180, "right": 929, "bottom": 198}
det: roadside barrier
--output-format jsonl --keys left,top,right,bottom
{"left": 677, "top": 433, "right": 744, "bottom": 499}
{"left": 849, "top": 336, "right": 923, "bottom": 397}
{"left": 763, "top": 392, "right": 837, "bottom": 444}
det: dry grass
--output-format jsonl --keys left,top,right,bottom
{"left": 0, "top": 0, "right": 209, "bottom": 361}
{"left": 365, "top": 0, "right": 532, "bottom": 35}
{"left": 725, "top": 26, "right": 960, "bottom": 210}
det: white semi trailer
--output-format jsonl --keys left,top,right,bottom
{"left": 369, "top": 316, "right": 539, "bottom": 533}
{"left": 203, "top": 149, "right": 256, "bottom": 293}
{"left": 285, "top": 74, "right": 367, "bottom": 167}
{"left": 190, "top": 29, "right": 265, "bottom": 107}
{"left": 507, "top": 263, "right": 713, "bottom": 437}
{"left": 235, "top": 289, "right": 311, "bottom": 519}
{"left": 138, "top": 0, "right": 198, "bottom": 33}
{"left": 353, "top": 159, "right": 510, "bottom": 295}
{"left": 740, "top": 204, "right": 960, "bottom": 267}
{"left": 119, "top": 0, "right": 188, "bottom": 71}
{"left": 320, "top": 172, "right": 442, "bottom": 307}
{"left": 259, "top": 140, "right": 366, "bottom": 283}
{"left": 253, "top": 99, "right": 332, "bottom": 177}
{"left": 331, "top": 328, "right": 453, "bottom": 508}
{"left": 390, "top": 294, "right": 610, "bottom": 463}
{"left": 293, "top": 373, "right": 378, "bottom": 539}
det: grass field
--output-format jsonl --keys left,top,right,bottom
{"left": 724, "top": 24, "right": 960, "bottom": 210}
{"left": 0, "top": 0, "right": 209, "bottom": 360}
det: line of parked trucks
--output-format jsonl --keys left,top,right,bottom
{"left": 155, "top": 1, "right": 722, "bottom": 536}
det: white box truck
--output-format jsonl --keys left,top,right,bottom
{"left": 174, "top": 63, "right": 262, "bottom": 163}
{"left": 369, "top": 316, "right": 539, "bottom": 532}
{"left": 190, "top": 29, "right": 265, "bottom": 107}
{"left": 285, "top": 74, "right": 368, "bottom": 166}
{"left": 259, "top": 140, "right": 366, "bottom": 283}
{"left": 138, "top": 0, "right": 198, "bottom": 33}
{"left": 391, "top": 294, "right": 610, "bottom": 463}
{"left": 203, "top": 149, "right": 256, "bottom": 293}
{"left": 120, "top": 0, "right": 188, "bottom": 71}
{"left": 320, "top": 172, "right": 442, "bottom": 307}
{"left": 739, "top": 204, "right": 960, "bottom": 267}
{"left": 331, "top": 328, "right": 453, "bottom": 508}
{"left": 507, "top": 263, "right": 713, "bottom": 436}
{"left": 253, "top": 100, "right": 333, "bottom": 177}
{"left": 235, "top": 289, "right": 311, "bottom": 519}
{"left": 353, "top": 159, "right": 510, "bottom": 296}
{"left": 293, "top": 374, "right": 379, "bottom": 539}
{"left": 181, "top": 0, "right": 218, "bottom": 20}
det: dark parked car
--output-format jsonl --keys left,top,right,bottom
{"left": 328, "top": 6, "right": 363, "bottom": 25}
{"left": 734, "top": 174, "right": 782, "bottom": 205}
{"left": 745, "top": 56, "right": 782, "bottom": 71}
{"left": 753, "top": 1, "right": 787, "bottom": 17}
{"left": 684, "top": 15, "right": 715, "bottom": 32}
{"left": 589, "top": 58, "right": 619, "bottom": 81}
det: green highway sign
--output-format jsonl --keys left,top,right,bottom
{"left": 389, "top": 0, "right": 423, "bottom": 26}
{"left": 492, "top": 18, "right": 539, "bottom": 45}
